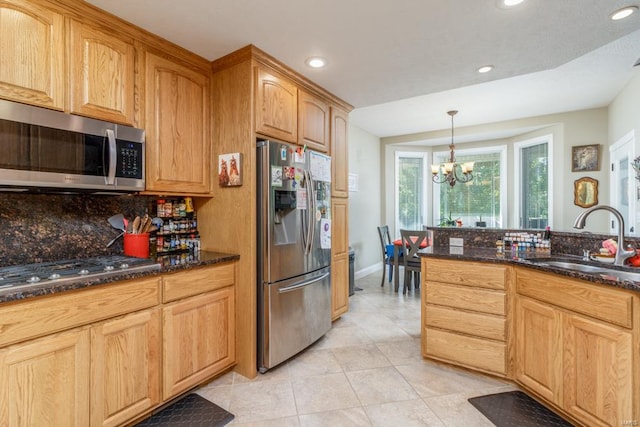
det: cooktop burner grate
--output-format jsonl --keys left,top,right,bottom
{"left": 0, "top": 256, "right": 161, "bottom": 290}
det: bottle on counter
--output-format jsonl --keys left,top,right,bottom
{"left": 185, "top": 197, "right": 194, "bottom": 217}
{"left": 163, "top": 200, "right": 172, "bottom": 218}
{"left": 156, "top": 199, "right": 165, "bottom": 217}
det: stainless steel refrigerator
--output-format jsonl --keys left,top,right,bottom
{"left": 257, "top": 139, "right": 332, "bottom": 373}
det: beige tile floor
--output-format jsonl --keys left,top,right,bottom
{"left": 196, "top": 271, "right": 516, "bottom": 426}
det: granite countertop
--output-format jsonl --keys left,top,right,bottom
{"left": 0, "top": 250, "right": 239, "bottom": 303}
{"left": 419, "top": 246, "right": 640, "bottom": 292}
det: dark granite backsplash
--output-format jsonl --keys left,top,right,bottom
{"left": 428, "top": 226, "right": 640, "bottom": 256}
{"left": 1, "top": 193, "right": 154, "bottom": 266}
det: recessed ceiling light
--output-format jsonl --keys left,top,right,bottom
{"left": 503, "top": 0, "right": 524, "bottom": 6}
{"left": 477, "top": 65, "right": 494, "bottom": 73}
{"left": 305, "top": 57, "right": 327, "bottom": 69}
{"left": 610, "top": 6, "right": 638, "bottom": 20}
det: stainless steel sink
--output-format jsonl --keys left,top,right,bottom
{"left": 527, "top": 258, "right": 640, "bottom": 282}
{"left": 538, "top": 261, "right": 607, "bottom": 273}
{"left": 598, "top": 270, "right": 640, "bottom": 282}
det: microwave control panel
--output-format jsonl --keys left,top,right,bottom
{"left": 116, "top": 141, "right": 143, "bottom": 179}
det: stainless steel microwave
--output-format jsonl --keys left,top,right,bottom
{"left": 0, "top": 99, "right": 145, "bottom": 193}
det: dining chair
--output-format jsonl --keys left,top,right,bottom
{"left": 377, "top": 225, "right": 397, "bottom": 287}
{"left": 400, "top": 229, "right": 428, "bottom": 294}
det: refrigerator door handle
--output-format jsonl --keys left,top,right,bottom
{"left": 306, "top": 170, "right": 316, "bottom": 254}
{"left": 301, "top": 175, "right": 309, "bottom": 254}
{"left": 278, "top": 271, "right": 331, "bottom": 293}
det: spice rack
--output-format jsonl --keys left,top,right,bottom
{"left": 502, "top": 231, "right": 550, "bottom": 253}
{"left": 152, "top": 197, "right": 200, "bottom": 255}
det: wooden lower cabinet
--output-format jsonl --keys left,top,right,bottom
{"left": 331, "top": 197, "right": 349, "bottom": 320}
{"left": 0, "top": 262, "right": 237, "bottom": 426}
{"left": 515, "top": 268, "right": 638, "bottom": 427}
{"left": 162, "top": 286, "right": 235, "bottom": 400}
{"left": 0, "top": 327, "right": 90, "bottom": 426}
{"left": 517, "top": 296, "right": 635, "bottom": 427}
{"left": 422, "top": 258, "right": 511, "bottom": 377}
{"left": 422, "top": 259, "right": 639, "bottom": 427}
{"left": 331, "top": 256, "right": 349, "bottom": 320}
{"left": 515, "top": 296, "right": 562, "bottom": 404}
{"left": 563, "top": 312, "right": 633, "bottom": 427}
{"left": 90, "top": 308, "right": 161, "bottom": 427}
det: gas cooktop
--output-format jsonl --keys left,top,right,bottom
{"left": 0, "top": 256, "right": 161, "bottom": 291}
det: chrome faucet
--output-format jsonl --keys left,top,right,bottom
{"left": 573, "top": 205, "right": 636, "bottom": 266}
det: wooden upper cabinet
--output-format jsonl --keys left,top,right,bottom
{"left": 0, "top": 0, "right": 64, "bottom": 110}
{"left": 298, "top": 89, "right": 329, "bottom": 152}
{"left": 69, "top": 20, "right": 135, "bottom": 125}
{"left": 255, "top": 66, "right": 297, "bottom": 143}
{"left": 330, "top": 106, "right": 349, "bottom": 197}
{"left": 144, "top": 51, "right": 211, "bottom": 194}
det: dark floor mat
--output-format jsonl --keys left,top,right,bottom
{"left": 468, "top": 390, "right": 573, "bottom": 427}
{"left": 136, "top": 393, "right": 234, "bottom": 426}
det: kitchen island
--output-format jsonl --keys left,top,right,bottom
{"left": 0, "top": 251, "right": 238, "bottom": 426}
{"left": 420, "top": 247, "right": 640, "bottom": 427}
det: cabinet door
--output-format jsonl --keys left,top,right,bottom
{"left": 255, "top": 66, "right": 297, "bottom": 143}
{"left": 331, "top": 197, "right": 349, "bottom": 319}
{"left": 298, "top": 89, "right": 329, "bottom": 152}
{"left": 90, "top": 308, "right": 161, "bottom": 427}
{"left": 0, "top": 0, "right": 64, "bottom": 109}
{"left": 0, "top": 328, "right": 90, "bottom": 426}
{"left": 330, "top": 106, "right": 349, "bottom": 197}
{"left": 145, "top": 51, "right": 211, "bottom": 194}
{"left": 563, "top": 313, "right": 633, "bottom": 427}
{"left": 69, "top": 21, "right": 135, "bottom": 125}
{"left": 515, "top": 296, "right": 562, "bottom": 404}
{"left": 163, "top": 287, "right": 235, "bottom": 400}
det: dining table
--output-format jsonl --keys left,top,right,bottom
{"left": 392, "top": 235, "right": 430, "bottom": 292}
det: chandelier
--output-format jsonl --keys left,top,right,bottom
{"left": 431, "top": 110, "right": 474, "bottom": 187}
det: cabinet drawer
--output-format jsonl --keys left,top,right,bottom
{"left": 426, "top": 305, "right": 506, "bottom": 341}
{"left": 426, "top": 282, "right": 505, "bottom": 315}
{"left": 0, "top": 277, "right": 160, "bottom": 347}
{"left": 162, "top": 263, "right": 235, "bottom": 303}
{"left": 425, "top": 328, "right": 506, "bottom": 375}
{"left": 425, "top": 259, "right": 507, "bottom": 290}
{"left": 516, "top": 268, "right": 633, "bottom": 328}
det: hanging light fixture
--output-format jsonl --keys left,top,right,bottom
{"left": 431, "top": 110, "right": 474, "bottom": 187}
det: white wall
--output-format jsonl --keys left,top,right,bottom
{"left": 609, "top": 68, "right": 640, "bottom": 144}
{"left": 347, "top": 123, "right": 383, "bottom": 276}
{"left": 608, "top": 68, "right": 640, "bottom": 234}
{"left": 381, "top": 108, "right": 610, "bottom": 233}
{"left": 349, "top": 70, "right": 640, "bottom": 273}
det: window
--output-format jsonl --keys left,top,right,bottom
{"left": 514, "top": 135, "right": 552, "bottom": 229}
{"left": 433, "top": 146, "right": 506, "bottom": 228}
{"left": 395, "top": 152, "right": 428, "bottom": 232}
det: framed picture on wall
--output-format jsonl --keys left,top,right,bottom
{"left": 574, "top": 176, "right": 598, "bottom": 208}
{"left": 218, "top": 153, "right": 242, "bottom": 186}
{"left": 571, "top": 144, "right": 600, "bottom": 172}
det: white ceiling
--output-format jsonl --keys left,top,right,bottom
{"left": 85, "top": 0, "right": 640, "bottom": 141}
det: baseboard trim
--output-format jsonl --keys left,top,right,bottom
{"left": 355, "top": 262, "right": 384, "bottom": 280}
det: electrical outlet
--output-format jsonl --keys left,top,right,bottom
{"left": 449, "top": 237, "right": 464, "bottom": 247}
{"left": 449, "top": 246, "right": 464, "bottom": 255}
